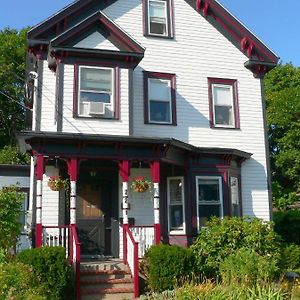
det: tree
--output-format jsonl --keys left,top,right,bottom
{"left": 264, "top": 63, "right": 300, "bottom": 210}
{"left": 0, "top": 28, "right": 28, "bottom": 148}
{"left": 0, "top": 145, "right": 30, "bottom": 165}
{"left": 0, "top": 186, "right": 24, "bottom": 255}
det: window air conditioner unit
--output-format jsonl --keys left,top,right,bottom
{"left": 88, "top": 102, "right": 105, "bottom": 115}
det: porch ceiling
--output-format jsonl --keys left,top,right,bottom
{"left": 17, "top": 131, "right": 252, "bottom": 164}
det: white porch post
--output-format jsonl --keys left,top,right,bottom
{"left": 68, "top": 158, "right": 78, "bottom": 225}
{"left": 119, "top": 160, "right": 130, "bottom": 263}
{"left": 151, "top": 161, "right": 161, "bottom": 244}
{"left": 35, "top": 154, "right": 44, "bottom": 247}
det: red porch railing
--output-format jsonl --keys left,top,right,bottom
{"left": 42, "top": 225, "right": 81, "bottom": 300}
{"left": 124, "top": 225, "right": 139, "bottom": 298}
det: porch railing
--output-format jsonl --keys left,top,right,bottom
{"left": 130, "top": 225, "right": 155, "bottom": 258}
{"left": 42, "top": 225, "right": 81, "bottom": 300}
{"left": 124, "top": 226, "right": 139, "bottom": 298}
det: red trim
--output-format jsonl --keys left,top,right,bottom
{"left": 35, "top": 223, "right": 43, "bottom": 247}
{"left": 207, "top": 77, "right": 240, "bottom": 129}
{"left": 73, "top": 62, "right": 120, "bottom": 120}
{"left": 67, "top": 158, "right": 78, "bottom": 181}
{"left": 133, "top": 240, "right": 139, "bottom": 298}
{"left": 150, "top": 161, "right": 160, "bottom": 183}
{"left": 143, "top": 71, "right": 177, "bottom": 125}
{"left": 154, "top": 223, "right": 161, "bottom": 244}
{"left": 36, "top": 154, "right": 44, "bottom": 180}
{"left": 119, "top": 160, "right": 130, "bottom": 182}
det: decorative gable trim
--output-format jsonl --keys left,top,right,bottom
{"left": 28, "top": 0, "right": 279, "bottom": 76}
{"left": 50, "top": 11, "right": 145, "bottom": 54}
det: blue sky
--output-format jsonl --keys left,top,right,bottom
{"left": 0, "top": 0, "right": 299, "bottom": 66}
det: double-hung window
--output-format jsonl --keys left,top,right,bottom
{"left": 144, "top": 72, "right": 176, "bottom": 125}
{"left": 230, "top": 176, "right": 241, "bottom": 217}
{"left": 196, "top": 176, "right": 223, "bottom": 229}
{"left": 77, "top": 66, "right": 115, "bottom": 117}
{"left": 167, "top": 177, "right": 185, "bottom": 234}
{"left": 208, "top": 78, "right": 239, "bottom": 128}
{"left": 145, "top": 0, "right": 173, "bottom": 38}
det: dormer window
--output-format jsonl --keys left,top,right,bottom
{"left": 75, "top": 65, "right": 119, "bottom": 119}
{"left": 144, "top": 0, "right": 174, "bottom": 38}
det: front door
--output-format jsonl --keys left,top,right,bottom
{"left": 77, "top": 181, "right": 112, "bottom": 256}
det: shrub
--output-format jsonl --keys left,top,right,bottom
{"left": 0, "top": 262, "right": 47, "bottom": 299}
{"left": 191, "top": 217, "right": 281, "bottom": 278}
{"left": 279, "top": 243, "right": 300, "bottom": 273}
{"left": 220, "top": 248, "right": 279, "bottom": 286}
{"left": 17, "top": 246, "right": 74, "bottom": 299}
{"left": 144, "top": 244, "right": 195, "bottom": 292}
{"left": 0, "top": 186, "right": 24, "bottom": 254}
{"left": 274, "top": 210, "right": 300, "bottom": 245}
{"left": 0, "top": 145, "right": 30, "bottom": 165}
{"left": 0, "top": 248, "right": 6, "bottom": 264}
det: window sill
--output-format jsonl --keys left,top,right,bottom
{"left": 74, "top": 115, "right": 119, "bottom": 121}
{"left": 146, "top": 122, "right": 177, "bottom": 126}
{"left": 169, "top": 230, "right": 186, "bottom": 235}
{"left": 210, "top": 125, "right": 240, "bottom": 130}
{"left": 144, "top": 33, "right": 174, "bottom": 39}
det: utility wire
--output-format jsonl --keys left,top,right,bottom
{"left": 0, "top": 90, "right": 31, "bottom": 111}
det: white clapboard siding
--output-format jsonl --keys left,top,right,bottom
{"left": 62, "top": 64, "right": 130, "bottom": 135}
{"left": 103, "top": 0, "right": 270, "bottom": 220}
{"left": 42, "top": 166, "right": 60, "bottom": 226}
{"left": 40, "top": 61, "right": 57, "bottom": 132}
{"left": 74, "top": 31, "right": 120, "bottom": 51}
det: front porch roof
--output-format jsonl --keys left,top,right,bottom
{"left": 18, "top": 131, "right": 252, "bottom": 165}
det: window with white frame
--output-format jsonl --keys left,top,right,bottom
{"left": 167, "top": 177, "right": 185, "bottom": 233}
{"left": 78, "top": 66, "right": 114, "bottom": 117}
{"left": 148, "top": 77, "right": 172, "bottom": 123}
{"left": 212, "top": 84, "right": 234, "bottom": 126}
{"left": 196, "top": 176, "right": 223, "bottom": 228}
{"left": 230, "top": 176, "right": 241, "bottom": 217}
{"left": 148, "top": 0, "right": 168, "bottom": 36}
{"left": 208, "top": 78, "right": 239, "bottom": 128}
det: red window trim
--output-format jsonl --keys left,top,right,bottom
{"left": 143, "top": 71, "right": 177, "bottom": 126}
{"left": 73, "top": 61, "right": 120, "bottom": 120}
{"left": 207, "top": 77, "right": 240, "bottom": 129}
{"left": 143, "top": 0, "right": 174, "bottom": 39}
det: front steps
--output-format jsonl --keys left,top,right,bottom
{"left": 80, "top": 259, "right": 134, "bottom": 300}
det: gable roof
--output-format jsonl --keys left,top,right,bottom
{"left": 28, "top": 0, "right": 279, "bottom": 75}
{"left": 50, "top": 10, "right": 144, "bottom": 54}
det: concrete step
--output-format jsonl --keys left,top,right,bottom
{"left": 80, "top": 259, "right": 134, "bottom": 300}
{"left": 81, "top": 287, "right": 134, "bottom": 300}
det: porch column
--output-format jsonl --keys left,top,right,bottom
{"left": 35, "top": 154, "right": 44, "bottom": 247}
{"left": 67, "top": 158, "right": 78, "bottom": 225}
{"left": 151, "top": 161, "right": 161, "bottom": 245}
{"left": 119, "top": 160, "right": 130, "bottom": 263}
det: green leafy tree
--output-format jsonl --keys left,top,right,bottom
{"left": 264, "top": 64, "right": 300, "bottom": 210}
{"left": 0, "top": 186, "right": 24, "bottom": 254}
{"left": 0, "top": 27, "right": 28, "bottom": 147}
{"left": 0, "top": 145, "right": 30, "bottom": 165}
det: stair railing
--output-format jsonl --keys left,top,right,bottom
{"left": 124, "top": 225, "right": 139, "bottom": 298}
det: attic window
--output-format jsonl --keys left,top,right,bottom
{"left": 144, "top": 0, "right": 174, "bottom": 38}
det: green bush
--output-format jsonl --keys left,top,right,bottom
{"left": 0, "top": 145, "right": 30, "bottom": 165}
{"left": 220, "top": 248, "right": 279, "bottom": 286}
{"left": 0, "top": 248, "right": 6, "bottom": 264}
{"left": 144, "top": 244, "right": 195, "bottom": 292}
{"left": 279, "top": 243, "right": 300, "bottom": 273}
{"left": 191, "top": 217, "right": 281, "bottom": 278}
{"left": 0, "top": 186, "right": 24, "bottom": 254}
{"left": 17, "top": 246, "right": 74, "bottom": 299}
{"left": 0, "top": 262, "right": 47, "bottom": 299}
{"left": 175, "top": 283, "right": 287, "bottom": 300}
{"left": 274, "top": 210, "right": 300, "bottom": 245}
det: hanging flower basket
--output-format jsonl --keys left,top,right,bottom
{"left": 131, "top": 176, "right": 152, "bottom": 193}
{"left": 48, "top": 176, "right": 68, "bottom": 191}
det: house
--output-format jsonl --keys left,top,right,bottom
{"left": 0, "top": 164, "right": 31, "bottom": 252}
{"left": 17, "top": 0, "right": 278, "bottom": 298}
